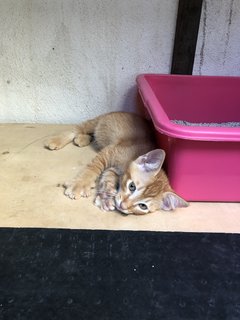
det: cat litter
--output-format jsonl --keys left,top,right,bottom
{"left": 171, "top": 120, "right": 240, "bottom": 127}
{"left": 137, "top": 74, "right": 240, "bottom": 202}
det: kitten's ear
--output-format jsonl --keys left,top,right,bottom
{"left": 160, "top": 192, "right": 189, "bottom": 211}
{"left": 135, "top": 149, "right": 166, "bottom": 173}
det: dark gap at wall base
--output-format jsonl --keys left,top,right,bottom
{"left": 171, "top": 0, "right": 203, "bottom": 75}
{"left": 0, "top": 228, "right": 240, "bottom": 320}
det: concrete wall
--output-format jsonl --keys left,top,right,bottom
{"left": 1, "top": 0, "right": 240, "bottom": 123}
{"left": 0, "top": 0, "right": 177, "bottom": 123}
{"left": 193, "top": 0, "right": 240, "bottom": 76}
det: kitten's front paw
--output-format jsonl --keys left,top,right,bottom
{"left": 64, "top": 180, "right": 95, "bottom": 199}
{"left": 94, "top": 171, "right": 118, "bottom": 211}
{"left": 94, "top": 193, "right": 116, "bottom": 211}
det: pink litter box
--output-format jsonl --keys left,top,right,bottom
{"left": 137, "top": 74, "right": 240, "bottom": 202}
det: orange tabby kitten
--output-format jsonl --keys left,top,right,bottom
{"left": 45, "top": 112, "right": 188, "bottom": 214}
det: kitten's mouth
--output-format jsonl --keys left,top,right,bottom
{"left": 114, "top": 200, "right": 130, "bottom": 215}
{"left": 115, "top": 204, "right": 130, "bottom": 215}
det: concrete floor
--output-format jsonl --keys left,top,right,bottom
{"left": 1, "top": 123, "right": 240, "bottom": 233}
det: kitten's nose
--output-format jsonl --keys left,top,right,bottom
{"left": 120, "top": 202, "right": 127, "bottom": 210}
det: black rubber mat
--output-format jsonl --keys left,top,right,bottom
{"left": 0, "top": 228, "right": 240, "bottom": 319}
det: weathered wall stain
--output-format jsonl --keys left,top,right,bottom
{"left": 198, "top": 0, "right": 207, "bottom": 75}
{"left": 223, "top": 0, "right": 234, "bottom": 65}
{"left": 194, "top": 0, "right": 240, "bottom": 76}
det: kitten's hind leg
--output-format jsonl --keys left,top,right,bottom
{"left": 73, "top": 117, "right": 98, "bottom": 147}
{"left": 45, "top": 130, "right": 76, "bottom": 150}
{"left": 45, "top": 117, "right": 99, "bottom": 150}
{"left": 94, "top": 167, "right": 120, "bottom": 211}
{"left": 73, "top": 133, "right": 92, "bottom": 147}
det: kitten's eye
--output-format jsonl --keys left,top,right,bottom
{"left": 128, "top": 181, "right": 136, "bottom": 192}
{"left": 138, "top": 203, "right": 148, "bottom": 211}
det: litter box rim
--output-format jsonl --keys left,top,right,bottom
{"left": 137, "top": 73, "right": 240, "bottom": 142}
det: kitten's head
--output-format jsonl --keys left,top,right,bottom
{"left": 115, "top": 149, "right": 188, "bottom": 215}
